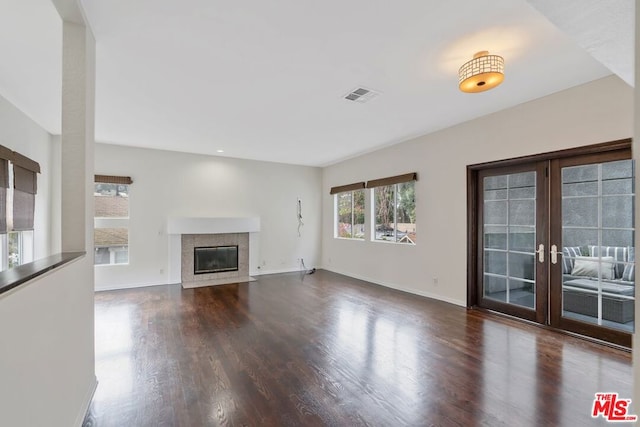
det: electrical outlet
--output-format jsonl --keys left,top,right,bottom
{"left": 160, "top": 269, "right": 164, "bottom": 275}
{"left": 432, "top": 277, "right": 439, "bottom": 286}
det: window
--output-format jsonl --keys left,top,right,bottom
{"left": 7, "top": 231, "right": 20, "bottom": 268}
{"left": 330, "top": 182, "right": 366, "bottom": 240}
{"left": 0, "top": 230, "right": 35, "bottom": 272}
{"left": 371, "top": 175, "right": 416, "bottom": 244}
{"left": 1, "top": 152, "right": 38, "bottom": 271}
{"left": 94, "top": 175, "right": 132, "bottom": 265}
{"left": 331, "top": 174, "right": 416, "bottom": 244}
{"left": 335, "top": 189, "right": 365, "bottom": 239}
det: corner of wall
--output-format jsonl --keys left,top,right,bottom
{"left": 49, "top": 134, "right": 62, "bottom": 254}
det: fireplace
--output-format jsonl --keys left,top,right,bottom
{"left": 167, "top": 217, "right": 259, "bottom": 288}
{"left": 194, "top": 245, "right": 238, "bottom": 274}
{"left": 178, "top": 232, "right": 251, "bottom": 287}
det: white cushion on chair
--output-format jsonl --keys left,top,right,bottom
{"left": 571, "top": 256, "right": 615, "bottom": 280}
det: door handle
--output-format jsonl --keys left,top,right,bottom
{"left": 535, "top": 244, "right": 544, "bottom": 263}
{"left": 550, "top": 244, "right": 559, "bottom": 264}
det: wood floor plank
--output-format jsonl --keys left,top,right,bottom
{"left": 84, "top": 270, "right": 632, "bottom": 426}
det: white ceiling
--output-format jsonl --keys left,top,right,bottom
{"left": 526, "top": 0, "right": 634, "bottom": 86}
{"left": 0, "top": 0, "right": 633, "bottom": 167}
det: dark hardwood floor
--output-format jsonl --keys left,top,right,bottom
{"left": 83, "top": 270, "right": 632, "bottom": 426}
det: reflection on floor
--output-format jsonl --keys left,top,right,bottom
{"left": 84, "top": 271, "right": 632, "bottom": 426}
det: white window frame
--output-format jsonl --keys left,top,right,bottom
{"left": 5, "top": 230, "right": 34, "bottom": 269}
{"left": 1, "top": 164, "right": 35, "bottom": 271}
{"left": 371, "top": 182, "right": 416, "bottom": 245}
{"left": 94, "top": 182, "right": 130, "bottom": 266}
{"left": 334, "top": 189, "right": 365, "bottom": 240}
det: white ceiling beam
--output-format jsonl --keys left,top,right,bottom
{"left": 525, "top": 0, "right": 634, "bottom": 86}
{"left": 49, "top": 0, "right": 86, "bottom": 25}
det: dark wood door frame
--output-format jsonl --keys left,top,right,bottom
{"left": 474, "top": 162, "right": 548, "bottom": 323}
{"left": 548, "top": 149, "right": 632, "bottom": 347}
{"left": 467, "top": 138, "right": 632, "bottom": 346}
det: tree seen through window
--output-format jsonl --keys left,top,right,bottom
{"left": 336, "top": 189, "right": 365, "bottom": 239}
{"left": 374, "top": 181, "right": 416, "bottom": 244}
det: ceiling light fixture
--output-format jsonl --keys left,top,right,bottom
{"left": 458, "top": 51, "right": 504, "bottom": 93}
{"left": 216, "top": 149, "right": 224, "bottom": 153}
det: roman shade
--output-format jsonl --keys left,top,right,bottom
{"left": 14, "top": 166, "right": 37, "bottom": 194}
{"left": 329, "top": 182, "right": 365, "bottom": 195}
{"left": 0, "top": 151, "right": 8, "bottom": 234}
{"left": 366, "top": 172, "right": 417, "bottom": 188}
{"left": 0, "top": 146, "right": 41, "bottom": 232}
{"left": 11, "top": 151, "right": 41, "bottom": 174}
{"left": 12, "top": 166, "right": 37, "bottom": 231}
{"left": 95, "top": 175, "right": 133, "bottom": 185}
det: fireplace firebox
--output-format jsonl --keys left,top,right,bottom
{"left": 194, "top": 245, "right": 239, "bottom": 274}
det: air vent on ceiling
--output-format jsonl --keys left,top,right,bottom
{"left": 343, "top": 87, "right": 380, "bottom": 103}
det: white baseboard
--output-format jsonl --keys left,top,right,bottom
{"left": 322, "top": 267, "right": 466, "bottom": 307}
{"left": 182, "top": 276, "right": 256, "bottom": 288}
{"left": 94, "top": 268, "right": 303, "bottom": 291}
{"left": 95, "top": 281, "right": 172, "bottom": 292}
{"left": 74, "top": 376, "right": 98, "bottom": 427}
{"left": 250, "top": 267, "right": 301, "bottom": 276}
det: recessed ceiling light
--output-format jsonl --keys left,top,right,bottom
{"left": 216, "top": 149, "right": 224, "bottom": 153}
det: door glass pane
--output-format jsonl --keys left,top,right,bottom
{"left": 483, "top": 172, "right": 536, "bottom": 309}
{"left": 561, "top": 160, "right": 634, "bottom": 333}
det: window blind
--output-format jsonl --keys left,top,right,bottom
{"left": 329, "top": 182, "right": 365, "bottom": 195}
{"left": 0, "top": 145, "right": 40, "bottom": 233}
{"left": 14, "top": 166, "right": 37, "bottom": 194}
{"left": 11, "top": 151, "right": 41, "bottom": 174}
{"left": 366, "top": 172, "right": 417, "bottom": 188}
{"left": 13, "top": 165, "right": 37, "bottom": 231}
{"left": 0, "top": 146, "right": 12, "bottom": 234}
{"left": 95, "top": 175, "right": 133, "bottom": 185}
{"left": 0, "top": 159, "right": 7, "bottom": 233}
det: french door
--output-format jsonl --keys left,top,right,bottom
{"left": 476, "top": 162, "right": 548, "bottom": 324}
{"left": 470, "top": 141, "right": 634, "bottom": 347}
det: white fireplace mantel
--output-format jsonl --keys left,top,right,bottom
{"left": 167, "top": 217, "right": 260, "bottom": 235}
{"left": 167, "top": 217, "right": 260, "bottom": 285}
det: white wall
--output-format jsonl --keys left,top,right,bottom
{"left": 0, "top": 3, "right": 97, "bottom": 426}
{"left": 0, "top": 92, "right": 59, "bottom": 257}
{"left": 49, "top": 135, "right": 62, "bottom": 253}
{"left": 0, "top": 256, "right": 95, "bottom": 426}
{"left": 94, "top": 144, "right": 322, "bottom": 290}
{"left": 322, "top": 76, "right": 634, "bottom": 306}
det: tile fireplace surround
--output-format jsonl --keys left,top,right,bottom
{"left": 167, "top": 217, "right": 259, "bottom": 288}
{"left": 181, "top": 233, "right": 249, "bottom": 286}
